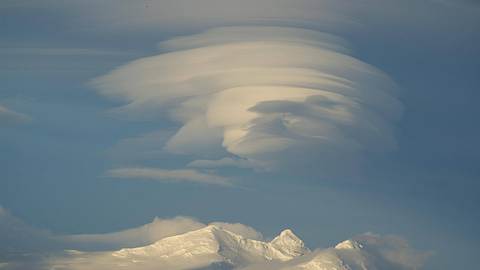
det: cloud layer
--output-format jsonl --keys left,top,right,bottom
{"left": 93, "top": 26, "right": 402, "bottom": 177}
{"left": 107, "top": 167, "right": 232, "bottom": 186}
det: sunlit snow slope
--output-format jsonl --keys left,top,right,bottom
{"left": 48, "top": 225, "right": 424, "bottom": 270}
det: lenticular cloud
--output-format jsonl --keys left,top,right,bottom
{"left": 93, "top": 26, "right": 402, "bottom": 173}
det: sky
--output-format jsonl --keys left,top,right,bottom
{"left": 1, "top": 0, "right": 479, "bottom": 269}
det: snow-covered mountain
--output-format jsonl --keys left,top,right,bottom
{"left": 47, "top": 225, "right": 425, "bottom": 270}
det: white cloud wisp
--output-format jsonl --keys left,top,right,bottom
{"left": 0, "top": 105, "right": 30, "bottom": 125}
{"left": 106, "top": 167, "right": 232, "bottom": 186}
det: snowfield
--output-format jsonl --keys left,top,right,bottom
{"left": 46, "top": 225, "right": 427, "bottom": 270}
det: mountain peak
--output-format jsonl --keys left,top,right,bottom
{"left": 202, "top": 224, "right": 221, "bottom": 232}
{"left": 272, "top": 229, "right": 302, "bottom": 243}
{"left": 279, "top": 229, "right": 297, "bottom": 238}
{"left": 335, "top": 239, "right": 364, "bottom": 250}
{"left": 270, "top": 228, "right": 308, "bottom": 257}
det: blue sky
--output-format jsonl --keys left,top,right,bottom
{"left": 1, "top": 1, "right": 479, "bottom": 269}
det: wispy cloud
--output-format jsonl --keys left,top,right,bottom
{"left": 106, "top": 167, "right": 232, "bottom": 186}
{"left": 0, "top": 105, "right": 30, "bottom": 125}
{"left": 63, "top": 216, "right": 205, "bottom": 250}
{"left": 188, "top": 157, "right": 264, "bottom": 170}
{"left": 0, "top": 205, "right": 260, "bottom": 252}
{"left": 0, "top": 47, "right": 137, "bottom": 57}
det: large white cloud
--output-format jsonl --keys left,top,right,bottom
{"left": 92, "top": 26, "right": 402, "bottom": 176}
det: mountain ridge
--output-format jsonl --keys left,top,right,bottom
{"left": 112, "top": 224, "right": 309, "bottom": 266}
{"left": 47, "top": 225, "right": 426, "bottom": 270}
